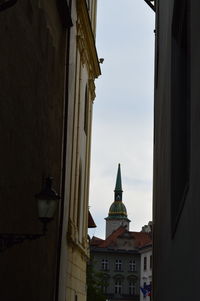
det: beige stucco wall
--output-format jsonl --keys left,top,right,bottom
{"left": 63, "top": 1, "right": 100, "bottom": 300}
{"left": 66, "top": 246, "right": 88, "bottom": 301}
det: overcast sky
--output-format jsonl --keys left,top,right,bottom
{"left": 89, "top": 0, "right": 155, "bottom": 239}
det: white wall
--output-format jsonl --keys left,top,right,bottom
{"left": 140, "top": 248, "right": 152, "bottom": 301}
{"left": 106, "top": 218, "right": 130, "bottom": 238}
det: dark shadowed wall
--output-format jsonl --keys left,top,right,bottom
{"left": 153, "top": 0, "right": 200, "bottom": 300}
{"left": 0, "top": 1, "right": 68, "bottom": 300}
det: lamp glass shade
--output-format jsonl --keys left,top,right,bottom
{"left": 35, "top": 177, "right": 60, "bottom": 220}
{"left": 37, "top": 199, "right": 57, "bottom": 219}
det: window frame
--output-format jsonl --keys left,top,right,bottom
{"left": 115, "top": 279, "right": 122, "bottom": 295}
{"left": 115, "top": 259, "right": 122, "bottom": 271}
{"left": 101, "top": 259, "right": 108, "bottom": 271}
{"left": 143, "top": 256, "right": 147, "bottom": 271}
{"left": 128, "top": 281, "right": 135, "bottom": 296}
{"left": 129, "top": 259, "right": 136, "bottom": 272}
{"left": 84, "top": 85, "right": 89, "bottom": 135}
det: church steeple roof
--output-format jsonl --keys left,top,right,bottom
{"left": 106, "top": 164, "right": 129, "bottom": 220}
{"left": 114, "top": 163, "right": 123, "bottom": 201}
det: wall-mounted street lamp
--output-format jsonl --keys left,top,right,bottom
{"left": 0, "top": 177, "right": 60, "bottom": 252}
{"left": 0, "top": 0, "right": 17, "bottom": 12}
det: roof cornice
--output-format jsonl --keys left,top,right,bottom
{"left": 77, "top": 0, "right": 101, "bottom": 81}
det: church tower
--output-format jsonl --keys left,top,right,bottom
{"left": 105, "top": 164, "right": 130, "bottom": 238}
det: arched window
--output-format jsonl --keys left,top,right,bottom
{"left": 77, "top": 163, "right": 82, "bottom": 232}
{"left": 86, "top": 0, "right": 90, "bottom": 10}
{"left": 115, "top": 280, "right": 122, "bottom": 295}
{"left": 84, "top": 85, "right": 89, "bottom": 135}
{"left": 101, "top": 273, "right": 110, "bottom": 294}
{"left": 129, "top": 281, "right": 135, "bottom": 295}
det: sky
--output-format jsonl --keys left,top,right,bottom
{"left": 89, "top": 0, "right": 155, "bottom": 239}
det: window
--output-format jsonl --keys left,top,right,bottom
{"left": 76, "top": 164, "right": 82, "bottom": 237}
{"left": 129, "top": 281, "right": 135, "bottom": 295}
{"left": 115, "top": 259, "right": 122, "bottom": 271}
{"left": 150, "top": 255, "right": 152, "bottom": 269}
{"left": 143, "top": 256, "right": 147, "bottom": 271}
{"left": 101, "top": 284, "right": 107, "bottom": 294}
{"left": 129, "top": 260, "right": 136, "bottom": 271}
{"left": 171, "top": 0, "right": 190, "bottom": 235}
{"left": 86, "top": 0, "right": 90, "bottom": 10}
{"left": 143, "top": 282, "right": 147, "bottom": 298}
{"left": 101, "top": 259, "right": 108, "bottom": 271}
{"left": 115, "top": 280, "right": 122, "bottom": 295}
{"left": 84, "top": 85, "right": 89, "bottom": 135}
{"left": 101, "top": 274, "right": 109, "bottom": 294}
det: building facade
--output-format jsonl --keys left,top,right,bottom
{"left": 64, "top": 1, "right": 100, "bottom": 301}
{"left": 153, "top": 0, "right": 200, "bottom": 300}
{"left": 0, "top": 1, "right": 100, "bottom": 301}
{"left": 139, "top": 224, "right": 152, "bottom": 301}
{"left": 90, "top": 165, "right": 152, "bottom": 301}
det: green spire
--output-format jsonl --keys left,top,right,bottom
{"left": 114, "top": 163, "right": 123, "bottom": 201}
{"left": 106, "top": 163, "right": 129, "bottom": 221}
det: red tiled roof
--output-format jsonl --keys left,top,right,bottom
{"left": 90, "top": 236, "right": 104, "bottom": 246}
{"left": 130, "top": 231, "right": 152, "bottom": 248}
{"left": 90, "top": 226, "right": 152, "bottom": 249}
{"left": 98, "top": 226, "right": 127, "bottom": 248}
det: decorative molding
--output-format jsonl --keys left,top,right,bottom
{"left": 82, "top": 235, "right": 88, "bottom": 249}
{"left": 76, "top": 0, "right": 101, "bottom": 80}
{"left": 127, "top": 275, "right": 138, "bottom": 282}
{"left": 67, "top": 219, "right": 89, "bottom": 258}
{"left": 113, "top": 274, "right": 125, "bottom": 280}
{"left": 88, "top": 78, "right": 96, "bottom": 101}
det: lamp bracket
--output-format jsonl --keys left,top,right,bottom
{"left": 0, "top": 232, "right": 44, "bottom": 252}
